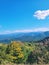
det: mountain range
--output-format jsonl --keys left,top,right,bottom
{"left": 0, "top": 31, "right": 49, "bottom": 43}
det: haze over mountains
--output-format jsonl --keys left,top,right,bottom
{"left": 0, "top": 31, "right": 49, "bottom": 43}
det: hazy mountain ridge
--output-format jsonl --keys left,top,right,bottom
{"left": 0, "top": 31, "right": 49, "bottom": 43}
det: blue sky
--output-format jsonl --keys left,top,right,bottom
{"left": 0, "top": 0, "right": 49, "bottom": 34}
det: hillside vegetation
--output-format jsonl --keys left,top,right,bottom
{"left": 0, "top": 39, "right": 49, "bottom": 65}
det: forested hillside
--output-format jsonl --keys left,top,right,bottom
{"left": 0, "top": 38, "right": 49, "bottom": 65}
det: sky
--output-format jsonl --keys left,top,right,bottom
{"left": 0, "top": 0, "right": 49, "bottom": 34}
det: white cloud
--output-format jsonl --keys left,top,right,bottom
{"left": 32, "top": 28, "right": 49, "bottom": 32}
{"left": 0, "top": 28, "right": 49, "bottom": 34}
{"left": 0, "top": 30, "right": 33, "bottom": 34}
{"left": 14, "top": 30, "right": 33, "bottom": 33}
{"left": 34, "top": 9, "right": 49, "bottom": 19}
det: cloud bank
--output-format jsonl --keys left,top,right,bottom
{"left": 0, "top": 28, "right": 49, "bottom": 34}
{"left": 34, "top": 9, "right": 49, "bottom": 19}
